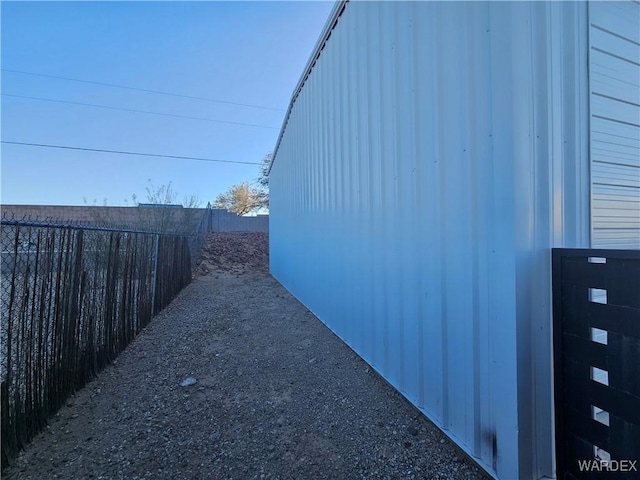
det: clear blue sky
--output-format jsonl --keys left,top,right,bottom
{"left": 0, "top": 0, "right": 334, "bottom": 207}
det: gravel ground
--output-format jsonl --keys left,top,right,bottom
{"left": 5, "top": 233, "right": 489, "bottom": 480}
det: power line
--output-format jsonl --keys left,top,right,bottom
{"left": 2, "top": 93, "right": 280, "bottom": 130}
{"left": 1, "top": 141, "right": 262, "bottom": 165}
{"left": 1, "top": 68, "right": 285, "bottom": 112}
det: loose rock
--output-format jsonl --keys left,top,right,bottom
{"left": 180, "top": 378, "right": 197, "bottom": 387}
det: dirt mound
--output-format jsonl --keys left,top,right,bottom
{"left": 195, "top": 232, "right": 269, "bottom": 276}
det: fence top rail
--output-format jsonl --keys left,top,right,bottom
{"left": 0, "top": 218, "right": 191, "bottom": 238}
{"left": 552, "top": 248, "right": 640, "bottom": 260}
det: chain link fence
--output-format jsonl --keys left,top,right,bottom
{"left": 189, "top": 206, "right": 212, "bottom": 269}
{"left": 0, "top": 218, "right": 192, "bottom": 469}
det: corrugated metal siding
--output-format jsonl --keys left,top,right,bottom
{"left": 270, "top": 2, "right": 590, "bottom": 479}
{"left": 589, "top": 1, "right": 640, "bottom": 249}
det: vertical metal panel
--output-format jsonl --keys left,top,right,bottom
{"left": 589, "top": 1, "right": 640, "bottom": 249}
{"left": 270, "top": 2, "right": 590, "bottom": 479}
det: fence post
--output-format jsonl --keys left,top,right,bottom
{"left": 151, "top": 234, "right": 159, "bottom": 316}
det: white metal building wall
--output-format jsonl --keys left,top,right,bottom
{"left": 269, "top": 2, "right": 590, "bottom": 479}
{"left": 589, "top": 1, "right": 640, "bottom": 249}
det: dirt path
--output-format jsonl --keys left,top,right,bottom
{"left": 5, "top": 234, "right": 487, "bottom": 480}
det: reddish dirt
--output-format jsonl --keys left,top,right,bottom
{"left": 195, "top": 232, "right": 269, "bottom": 276}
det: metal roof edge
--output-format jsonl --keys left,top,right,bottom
{"left": 268, "top": 0, "right": 349, "bottom": 175}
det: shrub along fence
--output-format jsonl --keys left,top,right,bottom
{"left": 0, "top": 219, "right": 192, "bottom": 469}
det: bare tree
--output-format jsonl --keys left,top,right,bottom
{"left": 84, "top": 181, "right": 203, "bottom": 234}
{"left": 137, "top": 181, "right": 202, "bottom": 234}
{"left": 212, "top": 183, "right": 268, "bottom": 216}
{"left": 257, "top": 152, "right": 272, "bottom": 188}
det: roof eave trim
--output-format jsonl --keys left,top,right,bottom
{"left": 268, "top": 0, "right": 349, "bottom": 175}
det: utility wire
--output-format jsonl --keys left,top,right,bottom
{"left": 1, "top": 68, "right": 285, "bottom": 112}
{"left": 2, "top": 93, "right": 280, "bottom": 130}
{"left": 1, "top": 141, "right": 262, "bottom": 165}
